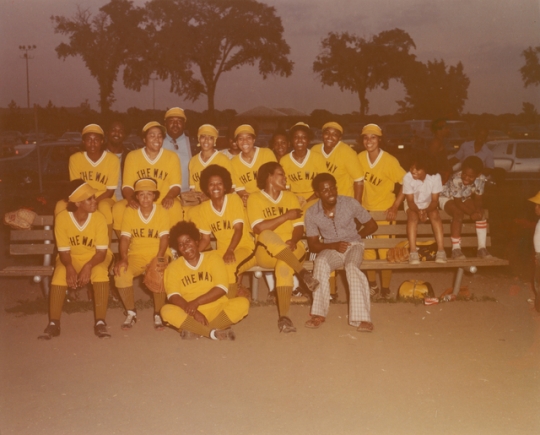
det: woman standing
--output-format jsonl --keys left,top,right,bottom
{"left": 114, "top": 178, "right": 171, "bottom": 330}
{"left": 40, "top": 180, "right": 113, "bottom": 339}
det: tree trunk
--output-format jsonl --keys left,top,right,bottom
{"left": 357, "top": 88, "right": 369, "bottom": 118}
{"left": 206, "top": 81, "right": 216, "bottom": 124}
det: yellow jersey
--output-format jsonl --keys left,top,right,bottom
{"left": 358, "top": 149, "right": 406, "bottom": 211}
{"left": 69, "top": 151, "right": 120, "bottom": 199}
{"left": 280, "top": 149, "right": 327, "bottom": 200}
{"left": 189, "top": 150, "right": 233, "bottom": 192}
{"left": 231, "top": 147, "right": 276, "bottom": 194}
{"left": 247, "top": 190, "right": 303, "bottom": 242}
{"left": 120, "top": 204, "right": 170, "bottom": 255}
{"left": 123, "top": 148, "right": 182, "bottom": 197}
{"left": 55, "top": 210, "right": 109, "bottom": 258}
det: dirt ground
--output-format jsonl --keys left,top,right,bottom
{"left": 1, "top": 267, "right": 539, "bottom": 435}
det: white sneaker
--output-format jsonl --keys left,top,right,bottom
{"left": 121, "top": 310, "right": 137, "bottom": 330}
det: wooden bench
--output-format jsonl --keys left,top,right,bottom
{"left": 0, "top": 211, "right": 508, "bottom": 300}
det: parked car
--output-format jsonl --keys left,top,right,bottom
{"left": 59, "top": 132, "right": 82, "bottom": 142}
{"left": 0, "top": 130, "right": 24, "bottom": 145}
{"left": 380, "top": 122, "right": 414, "bottom": 152}
{"left": 487, "top": 139, "right": 540, "bottom": 175}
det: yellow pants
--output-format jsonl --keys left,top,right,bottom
{"left": 161, "top": 295, "right": 249, "bottom": 329}
{"left": 55, "top": 198, "right": 116, "bottom": 225}
{"left": 112, "top": 198, "right": 183, "bottom": 231}
{"left": 255, "top": 230, "right": 306, "bottom": 288}
{"left": 363, "top": 219, "right": 393, "bottom": 287}
{"left": 114, "top": 253, "right": 152, "bottom": 288}
{"left": 51, "top": 251, "right": 113, "bottom": 286}
{"left": 217, "top": 246, "right": 258, "bottom": 285}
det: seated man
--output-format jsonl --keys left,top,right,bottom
{"left": 304, "top": 173, "right": 378, "bottom": 332}
{"left": 161, "top": 221, "right": 249, "bottom": 340}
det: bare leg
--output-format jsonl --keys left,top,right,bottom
{"left": 428, "top": 209, "right": 445, "bottom": 251}
{"left": 406, "top": 209, "right": 419, "bottom": 253}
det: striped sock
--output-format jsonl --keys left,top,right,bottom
{"left": 152, "top": 292, "right": 167, "bottom": 314}
{"left": 117, "top": 287, "right": 135, "bottom": 311}
{"left": 367, "top": 270, "right": 377, "bottom": 283}
{"left": 228, "top": 283, "right": 238, "bottom": 299}
{"left": 275, "top": 248, "right": 303, "bottom": 274}
{"left": 49, "top": 285, "right": 67, "bottom": 321}
{"left": 209, "top": 311, "right": 233, "bottom": 330}
{"left": 276, "top": 286, "right": 293, "bottom": 317}
{"left": 92, "top": 282, "right": 109, "bottom": 321}
{"left": 451, "top": 237, "right": 461, "bottom": 250}
{"left": 181, "top": 316, "right": 211, "bottom": 338}
{"left": 382, "top": 270, "right": 392, "bottom": 289}
{"left": 476, "top": 220, "right": 487, "bottom": 249}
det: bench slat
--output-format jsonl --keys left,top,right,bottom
{"left": 369, "top": 210, "right": 489, "bottom": 221}
{"left": 363, "top": 237, "right": 490, "bottom": 249}
{"left": 10, "top": 230, "right": 54, "bottom": 241}
{"left": 370, "top": 223, "right": 478, "bottom": 236}
{"left": 10, "top": 245, "right": 55, "bottom": 255}
{"left": 0, "top": 266, "right": 54, "bottom": 276}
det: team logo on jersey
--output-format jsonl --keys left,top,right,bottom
{"left": 181, "top": 270, "right": 213, "bottom": 287}
{"left": 69, "top": 235, "right": 94, "bottom": 247}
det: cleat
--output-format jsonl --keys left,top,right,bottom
{"left": 121, "top": 310, "right": 137, "bottom": 330}
{"left": 94, "top": 320, "right": 111, "bottom": 339}
{"left": 38, "top": 321, "right": 60, "bottom": 340}
{"left": 451, "top": 249, "right": 466, "bottom": 260}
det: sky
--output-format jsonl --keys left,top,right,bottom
{"left": 0, "top": 0, "right": 539, "bottom": 116}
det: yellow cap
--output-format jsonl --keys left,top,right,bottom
{"left": 234, "top": 124, "right": 255, "bottom": 138}
{"left": 528, "top": 191, "right": 540, "bottom": 205}
{"left": 291, "top": 122, "right": 310, "bottom": 130}
{"left": 322, "top": 122, "right": 343, "bottom": 134}
{"left": 68, "top": 183, "right": 97, "bottom": 203}
{"left": 142, "top": 121, "right": 166, "bottom": 136}
{"left": 134, "top": 178, "right": 159, "bottom": 192}
{"left": 198, "top": 124, "right": 219, "bottom": 138}
{"left": 361, "top": 123, "right": 382, "bottom": 136}
{"left": 81, "top": 124, "right": 104, "bottom": 137}
{"left": 164, "top": 107, "right": 187, "bottom": 121}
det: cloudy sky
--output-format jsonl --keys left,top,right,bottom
{"left": 1, "top": 0, "right": 539, "bottom": 116}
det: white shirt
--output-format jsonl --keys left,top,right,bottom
{"left": 163, "top": 133, "right": 191, "bottom": 192}
{"left": 534, "top": 221, "right": 540, "bottom": 253}
{"left": 403, "top": 172, "right": 442, "bottom": 210}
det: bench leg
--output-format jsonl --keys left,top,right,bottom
{"left": 252, "top": 271, "right": 264, "bottom": 301}
{"left": 452, "top": 268, "right": 464, "bottom": 296}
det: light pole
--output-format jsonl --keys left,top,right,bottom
{"left": 19, "top": 45, "right": 37, "bottom": 109}
{"left": 150, "top": 75, "right": 157, "bottom": 111}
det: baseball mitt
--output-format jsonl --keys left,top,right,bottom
{"left": 181, "top": 191, "right": 202, "bottom": 206}
{"left": 143, "top": 257, "right": 169, "bottom": 293}
{"left": 387, "top": 243, "right": 409, "bottom": 263}
{"left": 4, "top": 208, "right": 37, "bottom": 230}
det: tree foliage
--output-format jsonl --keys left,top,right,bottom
{"left": 397, "top": 59, "right": 470, "bottom": 119}
{"left": 313, "top": 29, "right": 416, "bottom": 117}
{"left": 51, "top": 0, "right": 146, "bottom": 114}
{"left": 125, "top": 0, "right": 293, "bottom": 119}
{"left": 520, "top": 46, "right": 540, "bottom": 87}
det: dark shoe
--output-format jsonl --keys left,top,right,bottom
{"left": 380, "top": 287, "right": 391, "bottom": 299}
{"left": 277, "top": 316, "right": 296, "bottom": 333}
{"left": 477, "top": 248, "right": 492, "bottom": 259}
{"left": 38, "top": 321, "right": 60, "bottom": 340}
{"left": 298, "top": 269, "right": 319, "bottom": 293}
{"left": 369, "top": 283, "right": 380, "bottom": 299}
{"left": 451, "top": 248, "right": 466, "bottom": 260}
{"left": 94, "top": 320, "right": 111, "bottom": 339}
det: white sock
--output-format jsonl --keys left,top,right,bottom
{"left": 451, "top": 237, "right": 461, "bottom": 250}
{"left": 476, "top": 220, "right": 487, "bottom": 249}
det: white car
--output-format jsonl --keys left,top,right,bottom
{"left": 487, "top": 139, "right": 540, "bottom": 174}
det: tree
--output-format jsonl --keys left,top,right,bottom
{"left": 397, "top": 59, "right": 470, "bottom": 119}
{"left": 313, "top": 29, "right": 416, "bottom": 117}
{"left": 520, "top": 46, "right": 540, "bottom": 87}
{"left": 51, "top": 0, "right": 145, "bottom": 114}
{"left": 126, "top": 0, "right": 293, "bottom": 119}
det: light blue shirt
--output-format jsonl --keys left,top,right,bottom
{"left": 163, "top": 134, "right": 191, "bottom": 192}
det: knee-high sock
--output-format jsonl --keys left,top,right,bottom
{"left": 476, "top": 220, "right": 487, "bottom": 249}
{"left": 92, "top": 282, "right": 109, "bottom": 321}
{"left": 276, "top": 286, "right": 293, "bottom": 317}
{"left": 228, "top": 283, "right": 238, "bottom": 299}
{"left": 49, "top": 285, "right": 67, "bottom": 321}
{"left": 153, "top": 292, "right": 167, "bottom": 314}
{"left": 275, "top": 248, "right": 303, "bottom": 274}
{"left": 209, "top": 311, "right": 234, "bottom": 330}
{"left": 381, "top": 270, "right": 392, "bottom": 289}
{"left": 117, "top": 287, "right": 135, "bottom": 311}
{"left": 181, "top": 316, "right": 211, "bottom": 338}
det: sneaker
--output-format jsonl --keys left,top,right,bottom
{"left": 409, "top": 252, "right": 420, "bottom": 265}
{"left": 451, "top": 248, "right": 466, "bottom": 260}
{"left": 298, "top": 269, "right": 319, "bottom": 293}
{"left": 210, "top": 328, "right": 236, "bottom": 341}
{"left": 380, "top": 287, "right": 391, "bottom": 299}
{"left": 180, "top": 330, "right": 201, "bottom": 340}
{"left": 94, "top": 320, "right": 111, "bottom": 339}
{"left": 154, "top": 314, "right": 164, "bottom": 331}
{"left": 369, "top": 283, "right": 380, "bottom": 299}
{"left": 121, "top": 310, "right": 137, "bottom": 330}
{"left": 477, "top": 248, "right": 492, "bottom": 259}
{"left": 435, "top": 250, "right": 448, "bottom": 263}
{"left": 38, "top": 320, "right": 60, "bottom": 340}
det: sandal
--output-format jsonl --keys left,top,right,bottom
{"left": 94, "top": 321, "right": 111, "bottom": 339}
{"left": 277, "top": 316, "right": 297, "bottom": 333}
{"left": 305, "top": 315, "right": 325, "bottom": 329}
{"left": 357, "top": 321, "right": 374, "bottom": 333}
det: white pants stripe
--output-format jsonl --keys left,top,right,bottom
{"left": 311, "top": 243, "right": 371, "bottom": 326}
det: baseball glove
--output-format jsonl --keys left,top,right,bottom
{"left": 143, "top": 257, "right": 169, "bottom": 293}
{"left": 181, "top": 191, "right": 202, "bottom": 206}
{"left": 4, "top": 208, "right": 37, "bottom": 230}
{"left": 387, "top": 244, "right": 409, "bottom": 263}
